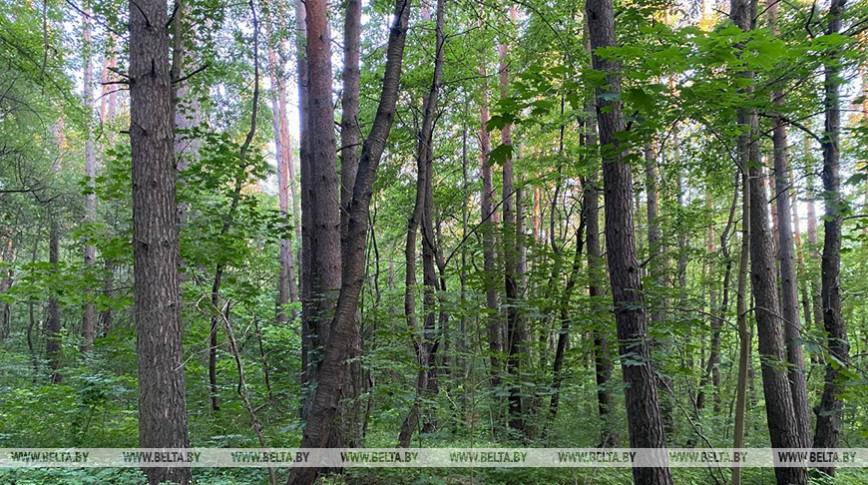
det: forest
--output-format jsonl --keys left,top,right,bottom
{"left": 0, "top": 0, "right": 867, "bottom": 483}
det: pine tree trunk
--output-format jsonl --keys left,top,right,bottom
{"left": 129, "top": 0, "right": 191, "bottom": 481}
{"left": 731, "top": 1, "right": 807, "bottom": 482}
{"left": 813, "top": 0, "right": 849, "bottom": 474}
{"left": 264, "top": 8, "right": 300, "bottom": 321}
{"left": 767, "top": 0, "right": 811, "bottom": 447}
{"left": 295, "top": 0, "right": 313, "bottom": 414}
{"left": 298, "top": 0, "right": 343, "bottom": 423}
{"left": 287, "top": 1, "right": 410, "bottom": 482}
{"left": 586, "top": 0, "right": 672, "bottom": 481}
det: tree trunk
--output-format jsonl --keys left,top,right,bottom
{"left": 586, "top": 0, "right": 672, "bottom": 481}
{"left": 81, "top": 10, "right": 96, "bottom": 354}
{"left": 265, "top": 4, "right": 300, "bottom": 323}
{"left": 477, "top": 59, "right": 502, "bottom": 406}
{"left": 99, "top": 39, "right": 119, "bottom": 149}
{"left": 399, "top": 0, "right": 445, "bottom": 446}
{"left": 731, "top": 1, "right": 807, "bottom": 483}
{"left": 47, "top": 221, "right": 62, "bottom": 384}
{"left": 767, "top": 0, "right": 811, "bottom": 447}
{"left": 732, "top": 169, "right": 751, "bottom": 485}
{"left": 806, "top": 168, "right": 824, "bottom": 351}
{"left": 791, "top": 169, "right": 813, "bottom": 362}
{"left": 340, "top": 0, "right": 361, "bottom": 259}
{"left": 295, "top": 0, "right": 313, "bottom": 414}
{"left": 0, "top": 235, "right": 17, "bottom": 340}
{"left": 548, "top": 221, "right": 583, "bottom": 425}
{"left": 645, "top": 142, "right": 664, "bottom": 323}
{"left": 298, "top": 0, "right": 343, "bottom": 424}
{"left": 129, "top": 0, "right": 191, "bottom": 481}
{"left": 498, "top": 7, "right": 524, "bottom": 434}
{"left": 814, "top": 0, "right": 849, "bottom": 474}
{"left": 287, "top": 1, "right": 410, "bottom": 482}
{"left": 698, "top": 188, "right": 722, "bottom": 413}
{"left": 28, "top": 230, "right": 40, "bottom": 378}
{"left": 580, "top": 24, "right": 615, "bottom": 448}
{"left": 99, "top": 48, "right": 117, "bottom": 337}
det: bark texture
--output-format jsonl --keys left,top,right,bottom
{"left": 477, "top": 61, "right": 502, "bottom": 401}
{"left": 287, "top": 0, "right": 410, "bottom": 482}
{"left": 814, "top": 0, "right": 850, "bottom": 474}
{"left": 298, "top": 0, "right": 342, "bottom": 424}
{"left": 586, "top": 0, "right": 672, "bottom": 481}
{"left": 731, "top": 0, "right": 807, "bottom": 482}
{"left": 768, "top": 0, "right": 811, "bottom": 447}
{"left": 129, "top": 0, "right": 191, "bottom": 481}
{"left": 399, "top": 0, "right": 445, "bottom": 447}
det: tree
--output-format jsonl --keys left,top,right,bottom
{"left": 814, "top": 0, "right": 850, "bottom": 473}
{"left": 129, "top": 0, "right": 191, "bottom": 482}
{"left": 767, "top": 0, "right": 810, "bottom": 447}
{"left": 731, "top": 0, "right": 807, "bottom": 482}
{"left": 585, "top": 0, "right": 672, "bottom": 482}
{"left": 264, "top": 0, "right": 299, "bottom": 323}
{"left": 81, "top": 8, "right": 96, "bottom": 354}
{"left": 399, "top": 0, "right": 446, "bottom": 447}
{"left": 287, "top": 0, "right": 411, "bottom": 482}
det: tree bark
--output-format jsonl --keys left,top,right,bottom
{"left": 340, "top": 0, "right": 361, "bottom": 260}
{"left": 586, "top": 0, "right": 672, "bottom": 481}
{"left": 298, "top": 0, "right": 343, "bottom": 424}
{"left": 477, "top": 60, "right": 502, "bottom": 404}
{"left": 732, "top": 169, "right": 751, "bottom": 485}
{"left": 129, "top": 0, "right": 191, "bottom": 481}
{"left": 498, "top": 6, "right": 523, "bottom": 434}
{"left": 295, "top": 0, "right": 313, "bottom": 413}
{"left": 336, "top": 0, "right": 364, "bottom": 447}
{"left": 731, "top": 0, "right": 807, "bottom": 482}
{"left": 399, "top": 0, "right": 445, "bottom": 446}
{"left": 287, "top": 0, "right": 410, "bottom": 482}
{"left": 265, "top": 1, "right": 300, "bottom": 324}
{"left": 767, "top": 0, "right": 811, "bottom": 447}
{"left": 813, "top": 0, "right": 849, "bottom": 474}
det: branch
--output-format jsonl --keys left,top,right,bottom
{"left": 129, "top": 0, "right": 151, "bottom": 28}
{"left": 757, "top": 112, "right": 823, "bottom": 144}
{"left": 64, "top": 0, "right": 127, "bottom": 37}
{"left": 805, "top": 0, "right": 816, "bottom": 38}
{"left": 172, "top": 63, "right": 210, "bottom": 85}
